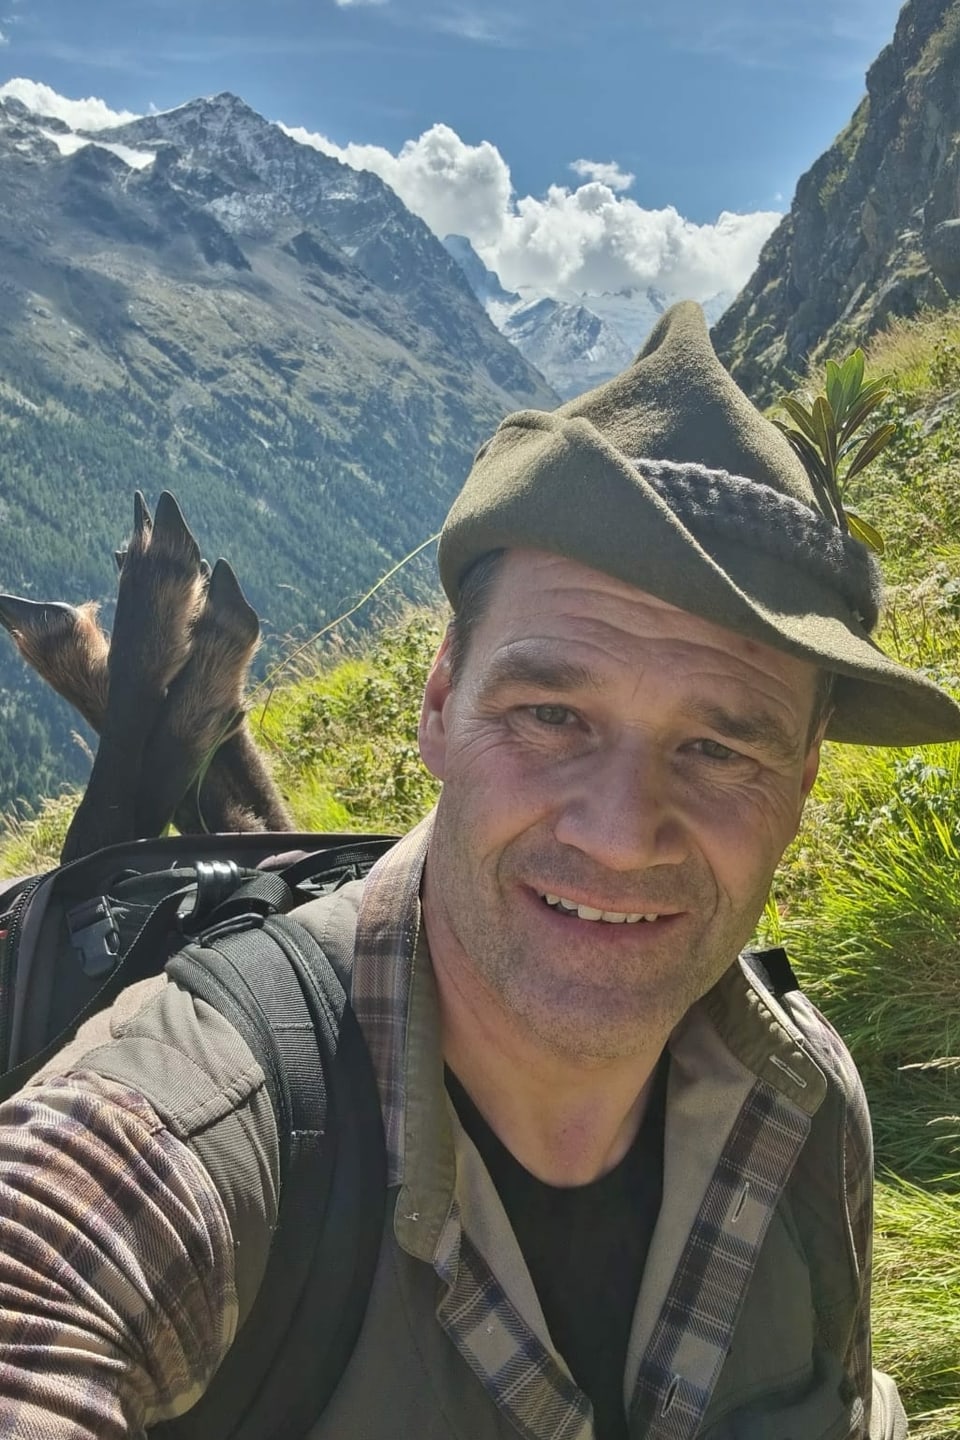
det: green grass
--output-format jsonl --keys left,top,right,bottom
{"left": 761, "top": 306, "right": 960, "bottom": 1432}
{"left": 0, "top": 792, "right": 76, "bottom": 879}
{"left": 873, "top": 1180, "right": 960, "bottom": 1437}
{"left": 255, "top": 609, "right": 444, "bottom": 833}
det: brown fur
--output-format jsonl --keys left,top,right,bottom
{"left": 106, "top": 490, "right": 205, "bottom": 708}
{"left": 137, "top": 557, "right": 292, "bottom": 835}
{"left": 62, "top": 492, "right": 207, "bottom": 860}
{"left": 193, "top": 726, "right": 294, "bottom": 832}
{"left": 1, "top": 493, "right": 293, "bottom": 849}
{"left": 0, "top": 598, "right": 109, "bottom": 732}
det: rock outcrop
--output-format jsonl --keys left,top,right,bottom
{"left": 714, "top": 0, "right": 960, "bottom": 400}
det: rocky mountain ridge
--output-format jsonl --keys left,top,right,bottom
{"left": 714, "top": 0, "right": 960, "bottom": 399}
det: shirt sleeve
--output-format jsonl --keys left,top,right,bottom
{"left": 0, "top": 1071, "right": 239, "bottom": 1440}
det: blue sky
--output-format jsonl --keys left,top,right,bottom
{"left": 0, "top": 0, "right": 906, "bottom": 301}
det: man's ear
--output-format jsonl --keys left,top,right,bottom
{"left": 419, "top": 630, "right": 454, "bottom": 780}
{"left": 799, "top": 738, "right": 823, "bottom": 804}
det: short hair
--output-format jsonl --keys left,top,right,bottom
{"left": 446, "top": 547, "right": 834, "bottom": 749}
{"left": 808, "top": 668, "right": 835, "bottom": 747}
{"left": 447, "top": 549, "right": 505, "bottom": 684}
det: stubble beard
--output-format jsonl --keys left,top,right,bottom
{"left": 426, "top": 814, "right": 767, "bottom": 1063}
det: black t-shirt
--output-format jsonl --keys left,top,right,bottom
{"left": 445, "top": 1061, "right": 667, "bottom": 1440}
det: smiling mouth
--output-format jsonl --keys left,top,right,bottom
{"left": 542, "top": 893, "right": 664, "bottom": 924}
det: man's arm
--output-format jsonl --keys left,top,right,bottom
{"left": 790, "top": 992, "right": 909, "bottom": 1440}
{"left": 0, "top": 973, "right": 281, "bottom": 1438}
{"left": 0, "top": 1071, "right": 238, "bottom": 1438}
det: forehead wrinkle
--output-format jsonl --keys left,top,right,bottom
{"left": 480, "top": 644, "right": 603, "bottom": 696}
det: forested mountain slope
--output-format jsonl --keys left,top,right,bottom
{"left": 0, "top": 92, "right": 556, "bottom": 810}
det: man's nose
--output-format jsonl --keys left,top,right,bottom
{"left": 551, "top": 745, "right": 690, "bottom": 872}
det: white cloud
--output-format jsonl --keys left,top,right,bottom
{"left": 39, "top": 128, "right": 155, "bottom": 169}
{"left": 334, "top": 0, "right": 388, "bottom": 6}
{"left": 0, "top": 77, "right": 139, "bottom": 130}
{"left": 426, "top": 9, "right": 511, "bottom": 42}
{"left": 0, "top": 29, "right": 8, "bottom": 45}
{"left": 284, "top": 121, "right": 512, "bottom": 248}
{"left": 0, "top": 79, "right": 779, "bottom": 304}
{"left": 284, "top": 120, "right": 781, "bottom": 302}
{"left": 570, "top": 159, "right": 635, "bottom": 193}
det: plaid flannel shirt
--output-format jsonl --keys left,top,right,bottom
{"left": 0, "top": 815, "right": 877, "bottom": 1438}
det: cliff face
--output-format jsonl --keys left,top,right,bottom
{"left": 714, "top": 0, "right": 960, "bottom": 400}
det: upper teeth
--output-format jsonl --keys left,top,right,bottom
{"left": 543, "top": 895, "right": 659, "bottom": 924}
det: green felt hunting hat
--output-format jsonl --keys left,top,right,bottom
{"left": 438, "top": 301, "right": 960, "bottom": 745}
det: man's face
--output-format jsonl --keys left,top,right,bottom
{"left": 419, "top": 550, "right": 823, "bottom": 1061}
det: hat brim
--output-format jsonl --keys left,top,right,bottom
{"left": 439, "top": 413, "right": 960, "bottom": 747}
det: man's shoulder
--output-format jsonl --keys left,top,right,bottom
{"left": 290, "top": 875, "right": 366, "bottom": 982}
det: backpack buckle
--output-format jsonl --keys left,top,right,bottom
{"left": 67, "top": 896, "right": 121, "bottom": 978}
{"left": 180, "top": 860, "right": 244, "bottom": 934}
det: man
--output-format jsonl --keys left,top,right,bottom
{"left": 1, "top": 302, "right": 958, "bottom": 1439}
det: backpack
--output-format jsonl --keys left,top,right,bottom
{"left": 0, "top": 828, "right": 398, "bottom": 1439}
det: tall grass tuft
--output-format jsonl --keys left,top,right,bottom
{"left": 872, "top": 1179, "right": 960, "bottom": 1437}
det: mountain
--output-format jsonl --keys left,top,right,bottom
{"left": 713, "top": 0, "right": 960, "bottom": 400}
{"left": 500, "top": 298, "right": 634, "bottom": 400}
{"left": 588, "top": 287, "right": 733, "bottom": 354}
{"left": 442, "top": 235, "right": 732, "bottom": 396}
{"left": 0, "top": 90, "right": 557, "bottom": 811}
{"left": 442, "top": 234, "right": 519, "bottom": 307}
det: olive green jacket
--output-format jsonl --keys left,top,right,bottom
{"left": 6, "top": 818, "right": 906, "bottom": 1439}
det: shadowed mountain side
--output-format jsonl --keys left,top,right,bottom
{"left": 713, "top": 0, "right": 960, "bottom": 401}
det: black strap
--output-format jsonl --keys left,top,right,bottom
{"left": 153, "top": 914, "right": 385, "bottom": 1440}
{"left": 278, "top": 837, "right": 396, "bottom": 891}
{"left": 187, "top": 871, "right": 295, "bottom": 931}
{"left": 0, "top": 884, "right": 192, "bottom": 1104}
{"left": 0, "top": 837, "right": 397, "bottom": 1099}
{"left": 741, "top": 946, "right": 801, "bottom": 999}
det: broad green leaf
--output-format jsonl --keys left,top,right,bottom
{"left": 775, "top": 425, "right": 840, "bottom": 522}
{"left": 825, "top": 359, "right": 845, "bottom": 420}
{"left": 839, "top": 349, "right": 865, "bottom": 410}
{"left": 856, "top": 375, "right": 889, "bottom": 403}
{"left": 845, "top": 509, "right": 885, "bottom": 554}
{"left": 843, "top": 422, "right": 898, "bottom": 481}
{"left": 777, "top": 355, "right": 891, "bottom": 534}
{"left": 812, "top": 395, "right": 838, "bottom": 475}
{"left": 837, "top": 386, "right": 890, "bottom": 448}
{"left": 774, "top": 423, "right": 828, "bottom": 480}
{"left": 779, "top": 394, "right": 821, "bottom": 444}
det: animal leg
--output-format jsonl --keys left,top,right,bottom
{"left": 137, "top": 557, "right": 290, "bottom": 834}
{"left": 0, "top": 597, "right": 109, "bottom": 732}
{"left": 60, "top": 491, "right": 205, "bottom": 862}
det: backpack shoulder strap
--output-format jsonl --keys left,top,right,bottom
{"left": 152, "top": 908, "right": 385, "bottom": 1440}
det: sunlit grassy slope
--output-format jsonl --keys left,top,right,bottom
{"left": 3, "top": 306, "right": 960, "bottom": 1433}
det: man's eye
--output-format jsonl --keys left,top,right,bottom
{"left": 531, "top": 704, "right": 574, "bottom": 726}
{"left": 694, "top": 738, "right": 739, "bottom": 761}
